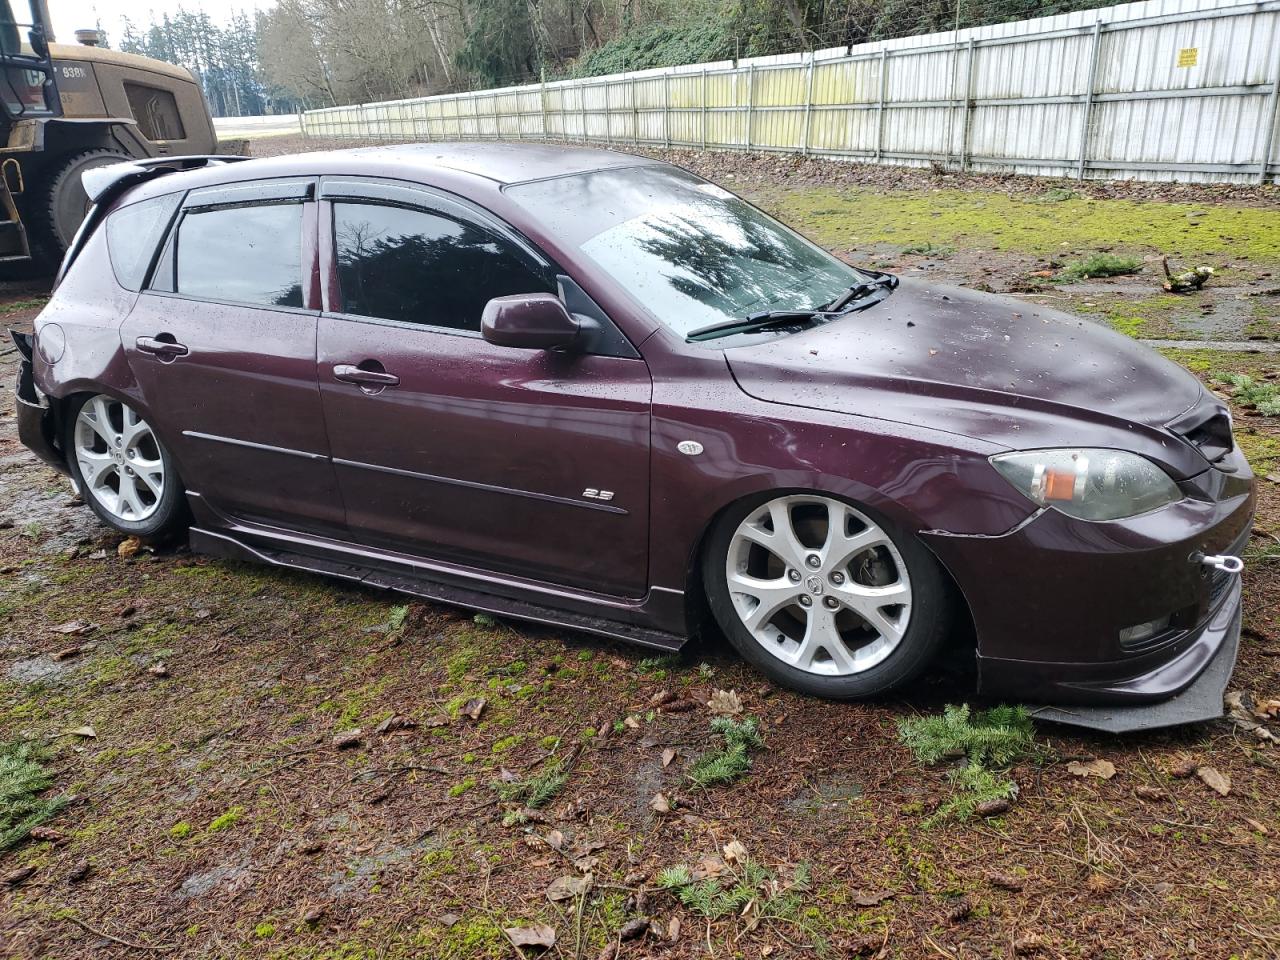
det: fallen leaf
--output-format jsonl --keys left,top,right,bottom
{"left": 988, "top": 872, "right": 1025, "bottom": 892}
{"left": 1253, "top": 699, "right": 1280, "bottom": 720}
{"left": 117, "top": 536, "right": 142, "bottom": 558}
{"left": 504, "top": 924, "right": 556, "bottom": 950}
{"left": 422, "top": 715, "right": 450, "bottom": 728}
{"left": 1244, "top": 817, "right": 1269, "bottom": 835}
{"left": 619, "top": 917, "right": 649, "bottom": 941}
{"left": 51, "top": 620, "right": 94, "bottom": 636}
{"left": 666, "top": 916, "right": 681, "bottom": 940}
{"left": 852, "top": 889, "right": 895, "bottom": 906}
{"left": 28, "top": 827, "right": 65, "bottom": 844}
{"left": 1196, "top": 766, "right": 1231, "bottom": 796}
{"left": 4, "top": 866, "right": 36, "bottom": 886}
{"left": 545, "top": 829, "right": 565, "bottom": 850}
{"left": 439, "top": 913, "right": 460, "bottom": 928}
{"left": 52, "top": 646, "right": 81, "bottom": 660}
{"left": 65, "top": 726, "right": 96, "bottom": 739}
{"left": 649, "top": 689, "right": 674, "bottom": 706}
{"left": 1013, "top": 931, "right": 1044, "bottom": 955}
{"left": 546, "top": 874, "right": 591, "bottom": 901}
{"left": 1266, "top": 472, "right": 1280, "bottom": 484}
{"left": 147, "top": 662, "right": 169, "bottom": 677}
{"left": 573, "top": 855, "right": 599, "bottom": 873}
{"left": 1067, "top": 759, "right": 1116, "bottom": 780}
{"left": 67, "top": 860, "right": 91, "bottom": 882}
{"left": 375, "top": 714, "right": 418, "bottom": 734}
{"left": 461, "top": 698, "right": 486, "bottom": 721}
{"left": 332, "top": 730, "right": 363, "bottom": 750}
{"left": 623, "top": 715, "right": 641, "bottom": 729}
{"left": 649, "top": 793, "right": 671, "bottom": 813}
{"left": 661, "top": 748, "right": 676, "bottom": 768}
{"left": 692, "top": 855, "right": 728, "bottom": 880}
{"left": 301, "top": 904, "right": 326, "bottom": 924}
{"left": 1134, "top": 785, "right": 1167, "bottom": 801}
{"left": 707, "top": 689, "right": 743, "bottom": 716}
{"left": 1168, "top": 756, "right": 1198, "bottom": 778}
{"left": 722, "top": 840, "right": 748, "bottom": 864}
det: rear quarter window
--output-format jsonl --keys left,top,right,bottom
{"left": 105, "top": 193, "right": 182, "bottom": 291}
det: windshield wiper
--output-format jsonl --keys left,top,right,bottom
{"left": 686, "top": 273, "right": 898, "bottom": 343}
{"left": 819, "top": 272, "right": 899, "bottom": 312}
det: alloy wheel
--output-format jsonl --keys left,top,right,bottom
{"left": 724, "top": 495, "right": 912, "bottom": 676}
{"left": 72, "top": 395, "right": 166, "bottom": 523}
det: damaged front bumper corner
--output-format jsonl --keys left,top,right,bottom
{"left": 11, "top": 329, "right": 66, "bottom": 474}
{"left": 1025, "top": 577, "right": 1242, "bottom": 733}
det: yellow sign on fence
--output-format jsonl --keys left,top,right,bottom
{"left": 1177, "top": 47, "right": 1199, "bottom": 68}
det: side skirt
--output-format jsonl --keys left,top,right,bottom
{"left": 189, "top": 527, "right": 688, "bottom": 654}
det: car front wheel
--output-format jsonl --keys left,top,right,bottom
{"left": 64, "top": 393, "right": 187, "bottom": 541}
{"left": 703, "top": 492, "right": 951, "bottom": 698}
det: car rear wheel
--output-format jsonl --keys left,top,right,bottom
{"left": 703, "top": 492, "right": 951, "bottom": 698}
{"left": 64, "top": 393, "right": 187, "bottom": 541}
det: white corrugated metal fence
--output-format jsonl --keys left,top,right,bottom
{"left": 298, "top": 0, "right": 1280, "bottom": 183}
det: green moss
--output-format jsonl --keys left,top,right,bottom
{"left": 255, "top": 922, "right": 277, "bottom": 938}
{"left": 490, "top": 734, "right": 523, "bottom": 754}
{"left": 169, "top": 821, "right": 192, "bottom": 839}
{"left": 1237, "top": 430, "right": 1280, "bottom": 474}
{"left": 762, "top": 187, "right": 1280, "bottom": 261}
{"left": 414, "top": 913, "right": 507, "bottom": 959}
{"left": 207, "top": 806, "right": 244, "bottom": 832}
{"left": 448, "top": 776, "right": 476, "bottom": 798}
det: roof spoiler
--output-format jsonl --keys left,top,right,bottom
{"left": 81, "top": 154, "right": 251, "bottom": 204}
{"left": 58, "top": 155, "right": 251, "bottom": 288}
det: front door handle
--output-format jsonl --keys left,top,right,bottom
{"left": 332, "top": 363, "right": 400, "bottom": 387}
{"left": 136, "top": 335, "right": 188, "bottom": 359}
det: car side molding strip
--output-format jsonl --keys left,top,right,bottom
{"left": 182, "top": 430, "right": 328, "bottom": 461}
{"left": 331, "top": 456, "right": 629, "bottom": 515}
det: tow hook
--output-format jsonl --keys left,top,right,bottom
{"left": 1200, "top": 554, "right": 1244, "bottom": 574}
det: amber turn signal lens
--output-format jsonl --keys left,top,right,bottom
{"left": 1041, "top": 469, "right": 1076, "bottom": 501}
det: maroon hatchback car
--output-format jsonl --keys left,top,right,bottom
{"left": 13, "top": 144, "right": 1254, "bottom": 731}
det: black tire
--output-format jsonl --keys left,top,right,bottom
{"left": 34, "top": 149, "right": 132, "bottom": 262}
{"left": 701, "top": 491, "right": 952, "bottom": 699}
{"left": 62, "top": 393, "right": 188, "bottom": 543}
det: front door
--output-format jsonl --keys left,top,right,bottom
{"left": 121, "top": 178, "right": 345, "bottom": 532}
{"left": 315, "top": 185, "right": 652, "bottom": 598}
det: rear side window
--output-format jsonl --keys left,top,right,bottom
{"left": 333, "top": 202, "right": 552, "bottom": 331}
{"left": 106, "top": 193, "right": 181, "bottom": 291}
{"left": 172, "top": 202, "right": 304, "bottom": 308}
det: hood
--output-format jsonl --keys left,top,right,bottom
{"left": 725, "top": 280, "right": 1212, "bottom": 478}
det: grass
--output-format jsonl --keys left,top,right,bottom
{"left": 687, "top": 716, "right": 764, "bottom": 788}
{"left": 1060, "top": 253, "right": 1143, "bottom": 281}
{"left": 0, "top": 740, "right": 68, "bottom": 851}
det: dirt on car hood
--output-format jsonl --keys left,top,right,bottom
{"left": 725, "top": 279, "right": 1210, "bottom": 476}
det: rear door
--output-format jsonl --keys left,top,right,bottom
{"left": 315, "top": 179, "right": 653, "bottom": 598}
{"left": 121, "top": 177, "right": 345, "bottom": 532}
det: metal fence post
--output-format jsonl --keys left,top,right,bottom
{"left": 664, "top": 72, "right": 672, "bottom": 148}
{"left": 875, "top": 48, "right": 887, "bottom": 161}
{"left": 800, "top": 53, "right": 815, "bottom": 156}
{"left": 1256, "top": 42, "right": 1280, "bottom": 184}
{"left": 960, "top": 38, "right": 976, "bottom": 171}
{"left": 633, "top": 77, "right": 640, "bottom": 145}
{"left": 745, "top": 64, "right": 755, "bottom": 151}
{"left": 1077, "top": 20, "right": 1104, "bottom": 180}
{"left": 701, "top": 68, "right": 708, "bottom": 149}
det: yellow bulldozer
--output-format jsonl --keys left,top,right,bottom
{"left": 0, "top": 0, "right": 216, "bottom": 269}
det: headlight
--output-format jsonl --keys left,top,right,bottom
{"left": 990, "top": 448, "right": 1180, "bottom": 521}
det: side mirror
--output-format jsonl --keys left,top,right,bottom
{"left": 481, "top": 293, "right": 579, "bottom": 350}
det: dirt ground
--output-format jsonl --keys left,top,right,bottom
{"left": 1, "top": 139, "right": 1279, "bottom": 960}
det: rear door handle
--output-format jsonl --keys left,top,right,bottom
{"left": 135, "top": 336, "right": 188, "bottom": 359}
{"left": 332, "top": 363, "right": 400, "bottom": 387}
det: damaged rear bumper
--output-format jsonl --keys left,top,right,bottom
{"left": 11, "top": 329, "right": 66, "bottom": 473}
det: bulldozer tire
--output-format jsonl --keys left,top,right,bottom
{"left": 35, "top": 149, "right": 133, "bottom": 264}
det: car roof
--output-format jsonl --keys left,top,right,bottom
{"left": 117, "top": 142, "right": 663, "bottom": 206}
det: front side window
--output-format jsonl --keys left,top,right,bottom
{"left": 507, "top": 165, "right": 869, "bottom": 338}
{"left": 106, "top": 192, "right": 181, "bottom": 291}
{"left": 172, "top": 201, "right": 304, "bottom": 308}
{"left": 333, "top": 202, "right": 553, "bottom": 331}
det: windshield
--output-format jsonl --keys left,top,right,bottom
{"left": 506, "top": 165, "right": 869, "bottom": 338}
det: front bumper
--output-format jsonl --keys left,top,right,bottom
{"left": 11, "top": 329, "right": 66, "bottom": 474}
{"left": 923, "top": 455, "right": 1254, "bottom": 730}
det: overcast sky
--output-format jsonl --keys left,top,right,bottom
{"left": 49, "top": 1, "right": 275, "bottom": 45}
